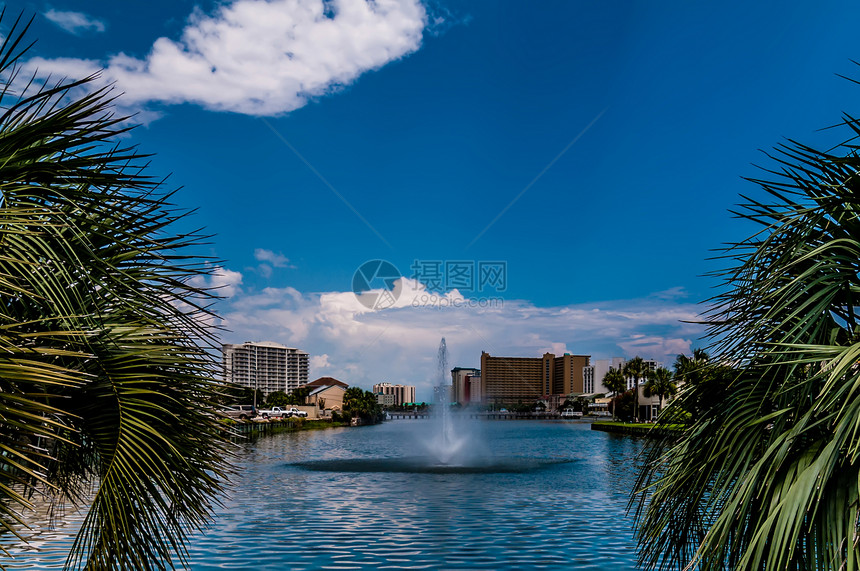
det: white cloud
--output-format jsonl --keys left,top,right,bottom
{"left": 310, "top": 354, "right": 331, "bottom": 369}
{"left": 254, "top": 248, "right": 294, "bottom": 268}
{"left": 27, "top": 0, "right": 426, "bottom": 116}
{"left": 191, "top": 266, "right": 244, "bottom": 298}
{"left": 216, "top": 275, "right": 707, "bottom": 400}
{"left": 651, "top": 286, "right": 690, "bottom": 301}
{"left": 44, "top": 9, "right": 106, "bottom": 35}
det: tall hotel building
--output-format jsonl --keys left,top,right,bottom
{"left": 479, "top": 351, "right": 590, "bottom": 404}
{"left": 222, "top": 341, "right": 309, "bottom": 396}
{"left": 372, "top": 382, "right": 416, "bottom": 405}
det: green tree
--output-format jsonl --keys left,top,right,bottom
{"left": 362, "top": 390, "right": 383, "bottom": 422}
{"left": 623, "top": 356, "right": 648, "bottom": 422}
{"left": 611, "top": 390, "right": 635, "bottom": 422}
{"left": 342, "top": 386, "right": 365, "bottom": 417}
{"left": 670, "top": 349, "right": 733, "bottom": 423}
{"left": 642, "top": 367, "right": 677, "bottom": 416}
{"left": 559, "top": 398, "right": 577, "bottom": 410}
{"left": 632, "top": 107, "right": 860, "bottom": 569}
{"left": 0, "top": 15, "right": 231, "bottom": 570}
{"left": 266, "top": 391, "right": 289, "bottom": 407}
{"left": 342, "top": 388, "right": 382, "bottom": 423}
{"left": 602, "top": 366, "right": 627, "bottom": 420}
{"left": 673, "top": 348, "right": 709, "bottom": 385}
{"left": 292, "top": 385, "right": 310, "bottom": 405}
{"left": 219, "top": 383, "right": 261, "bottom": 406}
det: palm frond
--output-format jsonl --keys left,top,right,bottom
{"left": 0, "top": 12, "right": 233, "bottom": 571}
{"left": 632, "top": 89, "right": 860, "bottom": 570}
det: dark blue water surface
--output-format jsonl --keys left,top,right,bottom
{"left": 5, "top": 420, "right": 647, "bottom": 570}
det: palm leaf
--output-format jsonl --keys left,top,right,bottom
{"left": 632, "top": 114, "right": 860, "bottom": 568}
{"left": 0, "top": 12, "right": 233, "bottom": 571}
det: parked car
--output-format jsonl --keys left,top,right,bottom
{"left": 257, "top": 406, "right": 290, "bottom": 419}
{"left": 285, "top": 407, "right": 308, "bottom": 418}
{"left": 219, "top": 404, "right": 256, "bottom": 420}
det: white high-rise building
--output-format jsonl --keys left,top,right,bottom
{"left": 583, "top": 358, "right": 662, "bottom": 394}
{"left": 222, "top": 341, "right": 309, "bottom": 395}
{"left": 583, "top": 357, "right": 626, "bottom": 394}
{"left": 583, "top": 357, "right": 667, "bottom": 421}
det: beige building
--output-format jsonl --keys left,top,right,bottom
{"left": 372, "top": 382, "right": 416, "bottom": 405}
{"left": 304, "top": 377, "right": 348, "bottom": 412}
{"left": 480, "top": 351, "right": 590, "bottom": 405}
{"left": 222, "top": 341, "right": 309, "bottom": 396}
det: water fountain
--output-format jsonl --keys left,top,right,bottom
{"left": 423, "top": 337, "right": 470, "bottom": 465}
{"left": 295, "top": 338, "right": 569, "bottom": 474}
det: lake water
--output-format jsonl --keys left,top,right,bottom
{"left": 5, "top": 419, "right": 647, "bottom": 570}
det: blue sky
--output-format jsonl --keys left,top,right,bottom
{"left": 11, "top": 0, "right": 860, "bottom": 398}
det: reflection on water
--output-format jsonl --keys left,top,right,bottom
{"left": 3, "top": 420, "right": 646, "bottom": 570}
{"left": 295, "top": 455, "right": 573, "bottom": 473}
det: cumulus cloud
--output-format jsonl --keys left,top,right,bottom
{"left": 191, "top": 266, "right": 244, "bottom": 298}
{"left": 254, "top": 248, "right": 292, "bottom": 267}
{"left": 216, "top": 274, "right": 707, "bottom": 399}
{"left": 253, "top": 248, "right": 295, "bottom": 278}
{"left": 651, "top": 286, "right": 690, "bottom": 301}
{"left": 44, "top": 10, "right": 106, "bottom": 35}
{"left": 27, "top": 0, "right": 427, "bottom": 116}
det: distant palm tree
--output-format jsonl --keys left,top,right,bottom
{"left": 642, "top": 367, "right": 677, "bottom": 417}
{"left": 632, "top": 106, "right": 860, "bottom": 569}
{"left": 672, "top": 348, "right": 709, "bottom": 387}
{"left": 602, "top": 366, "right": 627, "bottom": 420}
{"left": 623, "top": 356, "right": 647, "bottom": 422}
{"left": 670, "top": 349, "right": 732, "bottom": 422}
{"left": 0, "top": 14, "right": 231, "bottom": 570}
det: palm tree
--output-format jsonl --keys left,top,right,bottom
{"left": 343, "top": 386, "right": 365, "bottom": 418}
{"left": 342, "top": 388, "right": 382, "bottom": 423}
{"left": 602, "top": 366, "right": 627, "bottom": 420}
{"left": 642, "top": 367, "right": 677, "bottom": 417}
{"left": 0, "top": 14, "right": 231, "bottom": 570}
{"left": 631, "top": 106, "right": 860, "bottom": 568}
{"left": 672, "top": 348, "right": 709, "bottom": 387}
{"left": 361, "top": 390, "right": 383, "bottom": 422}
{"left": 670, "top": 349, "right": 734, "bottom": 423}
{"left": 623, "top": 356, "right": 647, "bottom": 422}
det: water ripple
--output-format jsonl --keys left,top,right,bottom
{"left": 4, "top": 420, "right": 646, "bottom": 570}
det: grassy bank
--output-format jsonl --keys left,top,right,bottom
{"left": 591, "top": 421, "right": 683, "bottom": 437}
{"left": 223, "top": 418, "right": 351, "bottom": 439}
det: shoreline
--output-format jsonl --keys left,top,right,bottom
{"left": 224, "top": 418, "right": 351, "bottom": 439}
